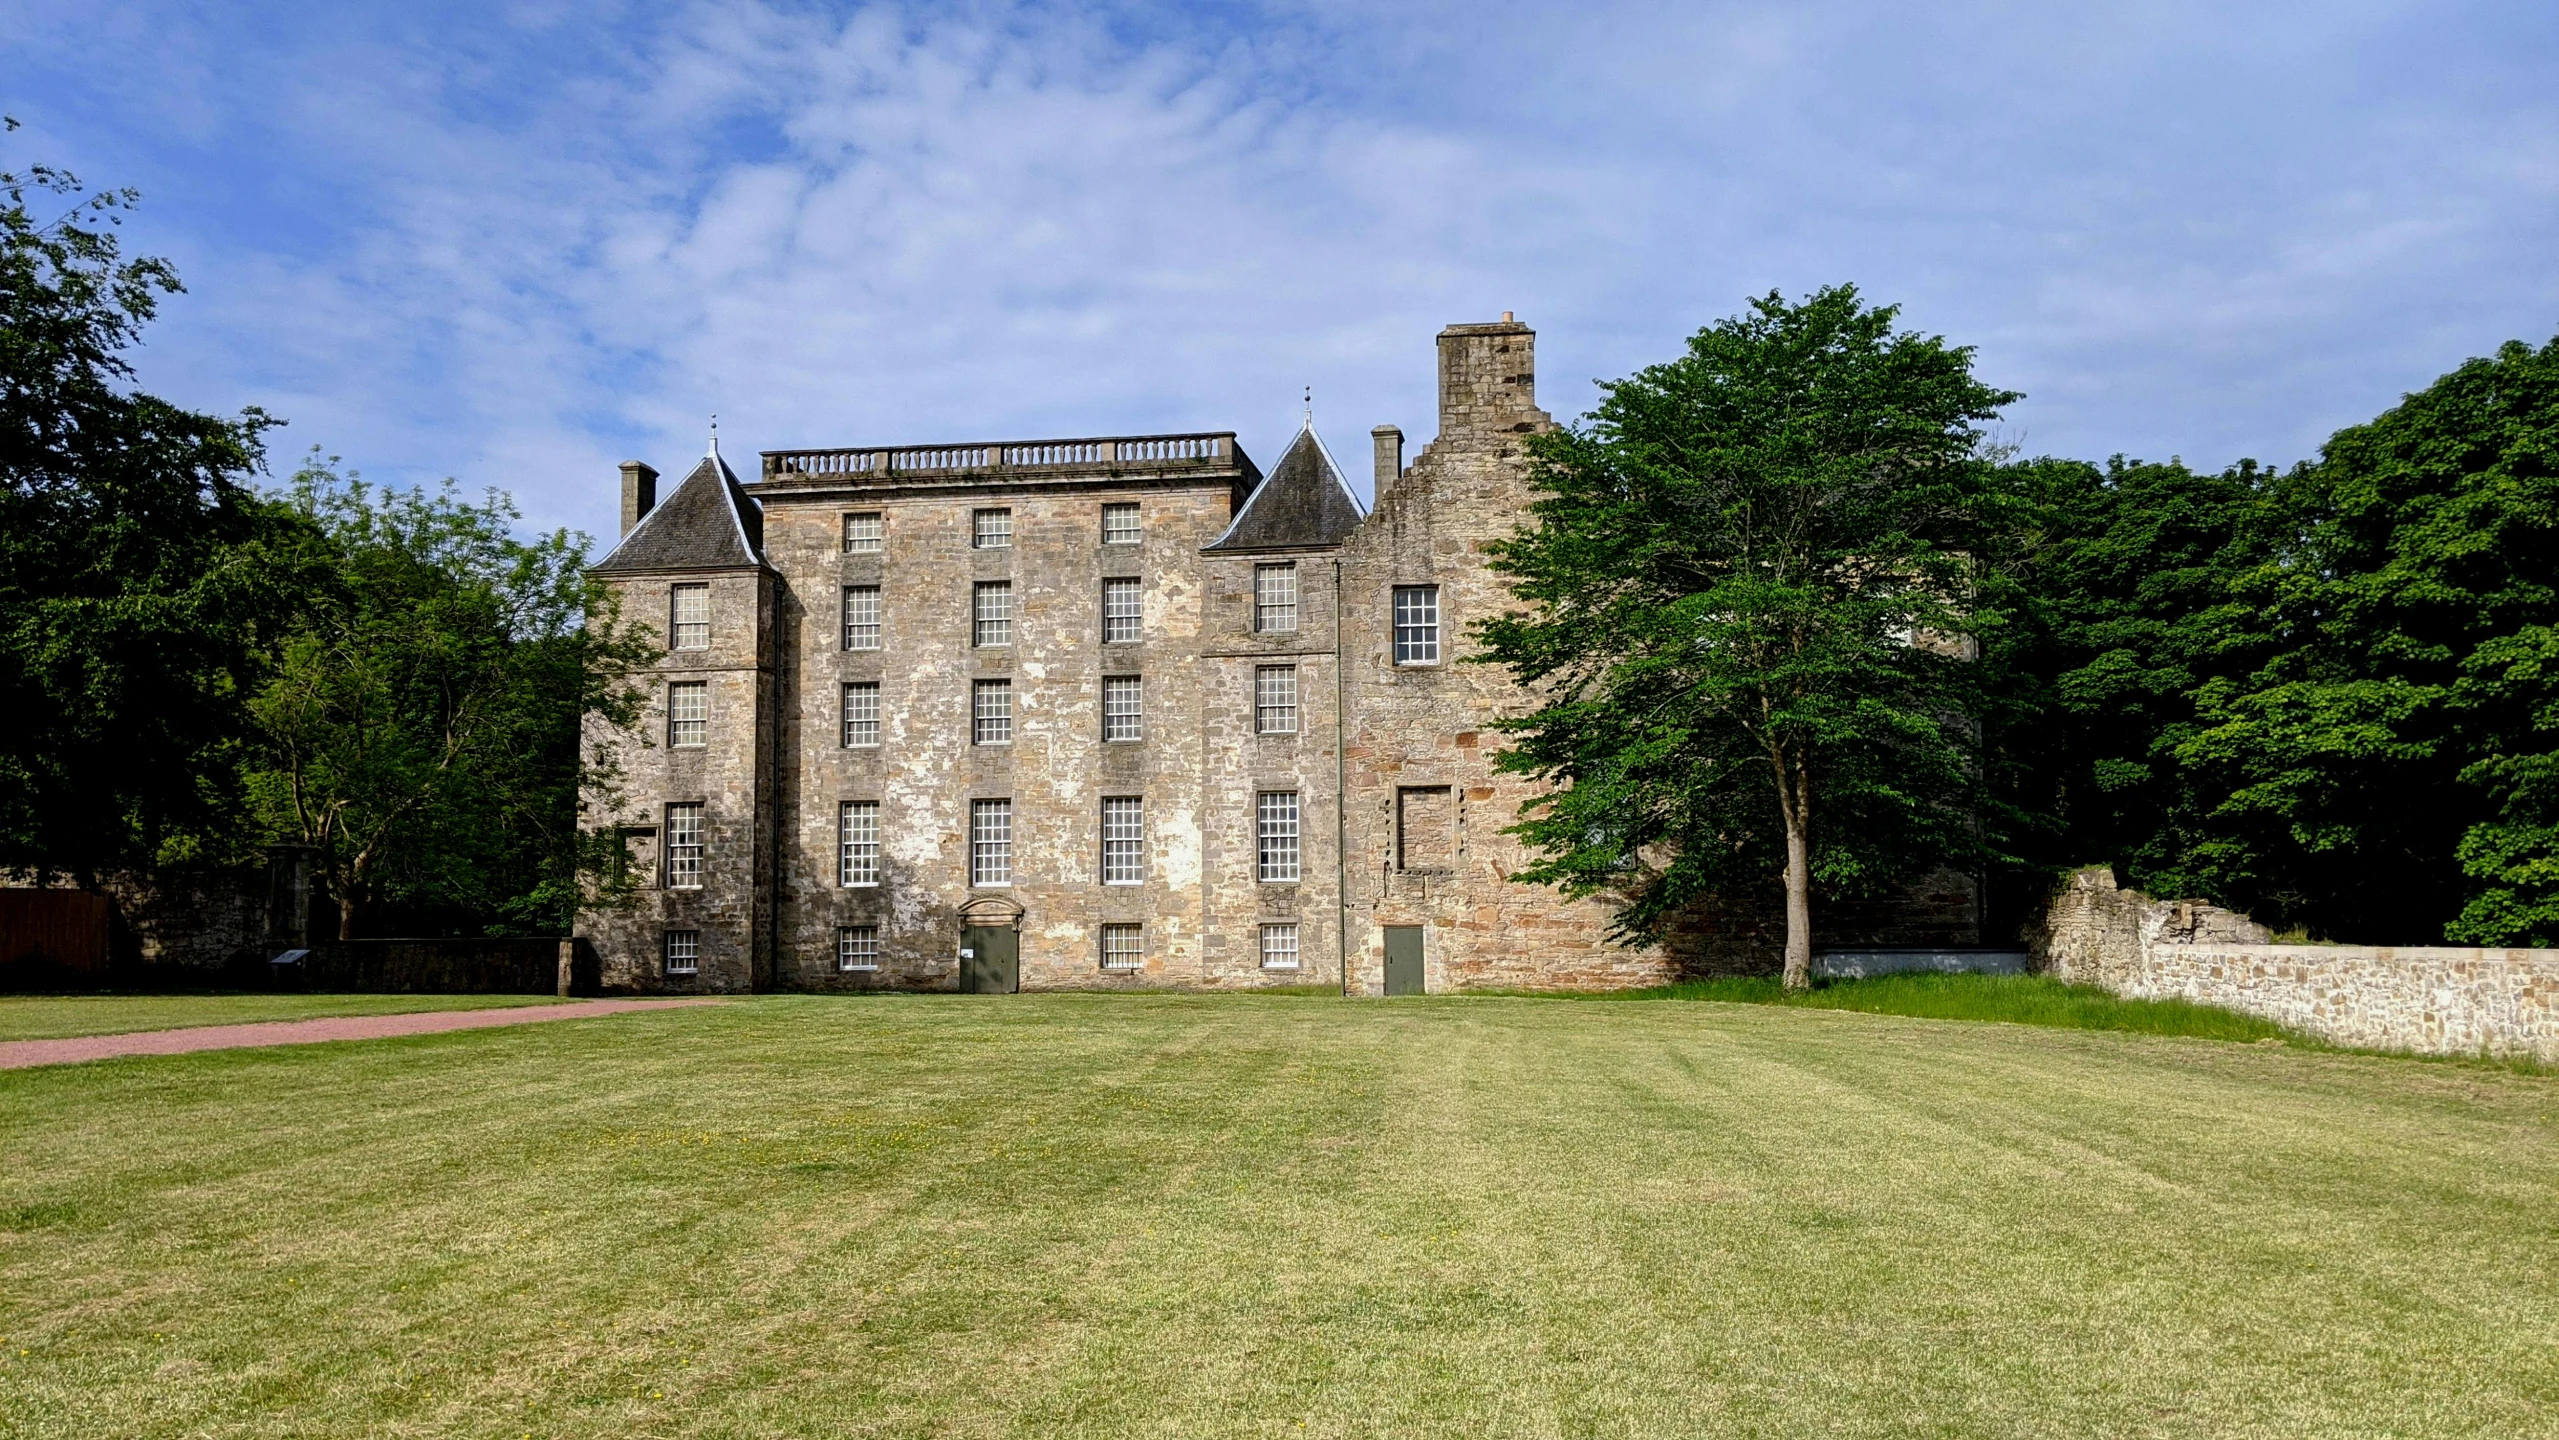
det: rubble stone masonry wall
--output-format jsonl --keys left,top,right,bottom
{"left": 2039, "top": 866, "right": 2559, "bottom": 1061}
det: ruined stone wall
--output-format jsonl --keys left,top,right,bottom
{"left": 2037, "top": 867, "right": 2559, "bottom": 1060}
{"left": 582, "top": 568, "right": 776, "bottom": 993}
{"left": 760, "top": 478, "right": 1253, "bottom": 991}
{"left": 1335, "top": 321, "right": 1678, "bottom": 993}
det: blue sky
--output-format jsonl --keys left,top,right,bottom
{"left": 5, "top": 1, "right": 2554, "bottom": 542}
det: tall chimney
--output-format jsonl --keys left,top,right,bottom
{"left": 619, "top": 461, "right": 659, "bottom": 536}
{"left": 1436, "top": 315, "right": 1536, "bottom": 440}
{"left": 1371, "top": 424, "right": 1404, "bottom": 499}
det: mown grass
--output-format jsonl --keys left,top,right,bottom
{"left": 0, "top": 992, "right": 564, "bottom": 1043}
{"left": 3, "top": 993, "right": 2555, "bottom": 1438}
{"left": 1607, "top": 971, "right": 2296, "bottom": 1041}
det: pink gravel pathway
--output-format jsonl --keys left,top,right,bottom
{"left": 0, "top": 998, "right": 724, "bottom": 1071}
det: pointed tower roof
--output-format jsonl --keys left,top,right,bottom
{"left": 1204, "top": 420, "right": 1366, "bottom": 553}
{"left": 593, "top": 447, "right": 767, "bottom": 573}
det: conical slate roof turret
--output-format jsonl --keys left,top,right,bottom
{"left": 1204, "top": 418, "right": 1366, "bottom": 552}
{"left": 593, "top": 441, "right": 766, "bottom": 573}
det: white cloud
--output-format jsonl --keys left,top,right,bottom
{"left": 6, "top": 0, "right": 2554, "bottom": 541}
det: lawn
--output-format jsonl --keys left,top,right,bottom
{"left": 2, "top": 994, "right": 2554, "bottom": 1438}
{"left": 1605, "top": 972, "right": 2297, "bottom": 1041}
{"left": 0, "top": 992, "right": 565, "bottom": 1043}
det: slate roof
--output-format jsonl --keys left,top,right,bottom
{"left": 593, "top": 452, "right": 767, "bottom": 573}
{"left": 1204, "top": 422, "right": 1366, "bottom": 552}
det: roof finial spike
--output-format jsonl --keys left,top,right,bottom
{"left": 1303, "top": 385, "right": 1313, "bottom": 428}
{"left": 708, "top": 414, "right": 720, "bottom": 460}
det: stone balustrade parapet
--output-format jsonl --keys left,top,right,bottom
{"left": 759, "top": 433, "right": 1237, "bottom": 484}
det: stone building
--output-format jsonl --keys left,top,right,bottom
{"left": 579, "top": 317, "right": 1978, "bottom": 994}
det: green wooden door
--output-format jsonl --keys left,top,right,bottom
{"left": 960, "top": 925, "right": 1018, "bottom": 993}
{"left": 1383, "top": 926, "right": 1425, "bottom": 996}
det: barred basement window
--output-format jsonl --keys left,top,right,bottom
{"left": 1393, "top": 585, "right": 1441, "bottom": 664}
{"left": 973, "top": 508, "right": 1013, "bottom": 549}
{"left": 1259, "top": 923, "right": 1300, "bottom": 970}
{"left": 973, "top": 679, "right": 1013, "bottom": 746}
{"left": 1254, "top": 563, "right": 1298, "bottom": 634}
{"left": 842, "top": 586, "right": 881, "bottom": 651}
{"left": 671, "top": 584, "right": 710, "bottom": 650}
{"left": 838, "top": 924, "right": 880, "bottom": 971}
{"left": 664, "top": 929, "right": 700, "bottom": 976}
{"left": 1257, "top": 791, "right": 1301, "bottom": 883}
{"left": 1101, "top": 502, "right": 1141, "bottom": 546}
{"left": 1102, "top": 675, "right": 1142, "bottom": 742}
{"left": 665, "top": 803, "right": 704, "bottom": 889}
{"left": 1102, "top": 577, "right": 1142, "bottom": 644}
{"left": 1101, "top": 796, "right": 1144, "bottom": 885}
{"left": 841, "top": 681, "right": 880, "bottom": 748}
{"left": 973, "top": 582, "right": 1012, "bottom": 647}
{"left": 667, "top": 680, "right": 707, "bottom": 748}
{"left": 1100, "top": 923, "right": 1144, "bottom": 970}
{"left": 839, "top": 801, "right": 880, "bottom": 886}
{"left": 970, "top": 798, "right": 1012, "bottom": 886}
{"left": 1255, "top": 665, "right": 1298, "bottom": 735}
{"left": 843, "top": 512, "right": 884, "bottom": 553}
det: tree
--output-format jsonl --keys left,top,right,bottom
{"left": 245, "top": 454, "right": 655, "bottom": 937}
{"left": 2174, "top": 335, "right": 2559, "bottom": 941}
{"left": 0, "top": 119, "right": 299, "bottom": 882}
{"left": 1480, "top": 285, "right": 2020, "bottom": 987}
{"left": 1990, "top": 455, "right": 2283, "bottom": 899}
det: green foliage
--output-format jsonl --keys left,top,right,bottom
{"left": 245, "top": 453, "right": 655, "bottom": 936}
{"left": 0, "top": 119, "right": 301, "bottom": 879}
{"left": 2173, "top": 336, "right": 2559, "bottom": 941}
{"left": 1478, "top": 285, "right": 2021, "bottom": 978}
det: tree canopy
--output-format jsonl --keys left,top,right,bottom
{"left": 1479, "top": 285, "right": 2020, "bottom": 985}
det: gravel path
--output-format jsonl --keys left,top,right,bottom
{"left": 0, "top": 998, "right": 723, "bottom": 1070}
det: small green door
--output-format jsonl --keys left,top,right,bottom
{"left": 1383, "top": 926, "right": 1425, "bottom": 996}
{"left": 960, "top": 925, "right": 1018, "bottom": 994}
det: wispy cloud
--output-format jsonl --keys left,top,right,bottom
{"left": 6, "top": 1, "right": 2554, "bottom": 539}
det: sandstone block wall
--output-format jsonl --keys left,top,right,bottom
{"left": 2038, "top": 866, "right": 2559, "bottom": 1061}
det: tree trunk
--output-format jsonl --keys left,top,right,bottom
{"left": 1781, "top": 804, "right": 1812, "bottom": 990}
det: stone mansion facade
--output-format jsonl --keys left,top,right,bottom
{"left": 578, "top": 317, "right": 1978, "bottom": 994}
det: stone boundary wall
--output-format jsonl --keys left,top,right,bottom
{"left": 2035, "top": 867, "right": 2559, "bottom": 1062}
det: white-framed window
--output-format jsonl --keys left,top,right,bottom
{"left": 973, "top": 508, "right": 1013, "bottom": 549}
{"left": 1254, "top": 563, "right": 1298, "bottom": 634}
{"left": 1102, "top": 502, "right": 1141, "bottom": 546}
{"left": 1254, "top": 665, "right": 1298, "bottom": 735}
{"left": 1257, "top": 791, "right": 1301, "bottom": 883}
{"left": 973, "top": 582, "right": 1012, "bottom": 647}
{"left": 837, "top": 924, "right": 880, "bottom": 971}
{"left": 973, "top": 679, "right": 1013, "bottom": 746}
{"left": 842, "top": 681, "right": 880, "bottom": 748}
{"left": 664, "top": 929, "right": 700, "bottom": 976}
{"left": 665, "top": 803, "right": 704, "bottom": 889}
{"left": 1102, "top": 577, "right": 1142, "bottom": 644}
{"left": 667, "top": 680, "right": 707, "bottom": 748}
{"left": 671, "top": 584, "right": 710, "bottom": 651}
{"left": 839, "top": 800, "right": 880, "bottom": 886}
{"left": 970, "top": 799, "right": 1013, "bottom": 886}
{"left": 1259, "top": 923, "right": 1300, "bottom": 970}
{"left": 843, "top": 512, "right": 884, "bottom": 554}
{"left": 1101, "top": 796, "right": 1144, "bottom": 885}
{"left": 842, "top": 586, "right": 881, "bottom": 651}
{"left": 1102, "top": 675, "right": 1142, "bottom": 742}
{"left": 1100, "top": 923, "right": 1144, "bottom": 970}
{"left": 1393, "top": 585, "right": 1441, "bottom": 664}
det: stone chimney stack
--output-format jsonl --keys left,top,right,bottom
{"left": 1436, "top": 313, "right": 1536, "bottom": 440}
{"left": 619, "top": 461, "right": 659, "bottom": 536}
{"left": 1370, "top": 424, "right": 1404, "bottom": 498}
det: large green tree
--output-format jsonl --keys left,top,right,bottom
{"left": 246, "top": 455, "right": 654, "bottom": 937}
{"left": 0, "top": 120, "right": 301, "bottom": 882}
{"left": 1480, "top": 286, "right": 2020, "bottom": 986}
{"left": 2174, "top": 335, "right": 2559, "bottom": 942}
